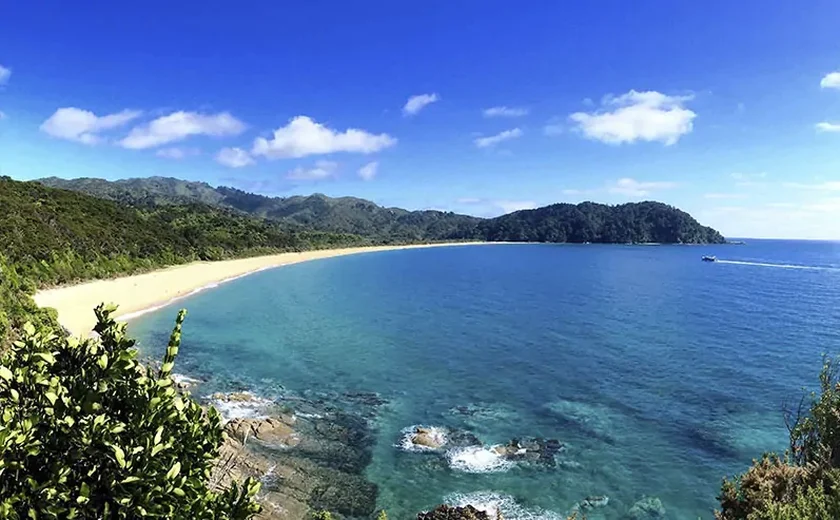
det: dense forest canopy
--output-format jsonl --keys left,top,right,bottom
{"left": 38, "top": 176, "right": 726, "bottom": 245}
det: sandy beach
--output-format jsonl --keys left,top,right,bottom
{"left": 34, "top": 242, "right": 497, "bottom": 337}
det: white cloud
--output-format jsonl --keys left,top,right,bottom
{"left": 215, "top": 147, "right": 254, "bottom": 168}
{"left": 570, "top": 90, "right": 696, "bottom": 145}
{"left": 820, "top": 72, "right": 840, "bottom": 89}
{"left": 120, "top": 111, "right": 245, "bottom": 149}
{"left": 40, "top": 107, "right": 142, "bottom": 145}
{"left": 608, "top": 177, "right": 677, "bottom": 197}
{"left": 784, "top": 181, "right": 840, "bottom": 191}
{"left": 816, "top": 122, "right": 840, "bottom": 132}
{"left": 403, "top": 93, "right": 439, "bottom": 116}
{"left": 456, "top": 197, "right": 482, "bottom": 204}
{"left": 543, "top": 122, "right": 564, "bottom": 136}
{"left": 474, "top": 128, "right": 523, "bottom": 148}
{"left": 252, "top": 116, "right": 396, "bottom": 159}
{"left": 287, "top": 160, "right": 338, "bottom": 181}
{"left": 0, "top": 111, "right": 6, "bottom": 120}
{"left": 0, "top": 64, "right": 10, "bottom": 85}
{"left": 704, "top": 193, "right": 747, "bottom": 199}
{"left": 155, "top": 147, "right": 199, "bottom": 160}
{"left": 483, "top": 106, "right": 528, "bottom": 118}
{"left": 358, "top": 161, "right": 378, "bottom": 181}
{"left": 497, "top": 200, "right": 537, "bottom": 214}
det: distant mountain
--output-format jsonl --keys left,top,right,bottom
{"left": 36, "top": 176, "right": 726, "bottom": 244}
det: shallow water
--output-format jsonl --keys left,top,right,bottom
{"left": 129, "top": 241, "right": 840, "bottom": 519}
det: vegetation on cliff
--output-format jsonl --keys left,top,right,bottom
{"left": 716, "top": 357, "right": 840, "bottom": 519}
{"left": 0, "top": 305, "right": 261, "bottom": 518}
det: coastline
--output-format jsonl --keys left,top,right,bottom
{"left": 34, "top": 242, "right": 502, "bottom": 337}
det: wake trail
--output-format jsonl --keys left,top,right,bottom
{"left": 715, "top": 259, "right": 838, "bottom": 271}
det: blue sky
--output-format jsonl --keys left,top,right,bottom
{"left": 2, "top": 1, "right": 840, "bottom": 239}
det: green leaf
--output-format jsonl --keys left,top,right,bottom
{"left": 97, "top": 354, "right": 108, "bottom": 370}
{"left": 120, "top": 476, "right": 141, "bottom": 484}
{"left": 0, "top": 366, "right": 13, "bottom": 381}
{"left": 34, "top": 352, "right": 56, "bottom": 365}
{"left": 44, "top": 392, "right": 58, "bottom": 405}
{"left": 22, "top": 322, "right": 35, "bottom": 336}
{"left": 165, "top": 461, "right": 181, "bottom": 480}
{"left": 111, "top": 445, "right": 126, "bottom": 468}
{"left": 80, "top": 482, "right": 90, "bottom": 498}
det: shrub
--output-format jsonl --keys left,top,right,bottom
{"left": 0, "top": 304, "right": 261, "bottom": 518}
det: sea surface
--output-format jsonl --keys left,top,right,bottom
{"left": 128, "top": 240, "right": 840, "bottom": 519}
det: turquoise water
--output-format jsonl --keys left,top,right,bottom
{"left": 129, "top": 241, "right": 840, "bottom": 519}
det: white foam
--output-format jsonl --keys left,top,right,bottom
{"left": 444, "top": 491, "right": 564, "bottom": 520}
{"left": 396, "top": 425, "right": 449, "bottom": 452}
{"left": 446, "top": 446, "right": 514, "bottom": 473}
{"left": 208, "top": 392, "right": 274, "bottom": 423}
{"left": 295, "top": 412, "right": 323, "bottom": 419}
{"left": 171, "top": 373, "right": 201, "bottom": 386}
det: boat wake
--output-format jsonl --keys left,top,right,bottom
{"left": 715, "top": 259, "right": 837, "bottom": 271}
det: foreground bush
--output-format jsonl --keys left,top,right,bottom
{"left": 717, "top": 357, "right": 840, "bottom": 519}
{"left": 0, "top": 305, "right": 261, "bottom": 518}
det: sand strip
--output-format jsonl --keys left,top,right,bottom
{"left": 34, "top": 242, "right": 501, "bottom": 337}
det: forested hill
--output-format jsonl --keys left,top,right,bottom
{"left": 480, "top": 201, "right": 725, "bottom": 244}
{"left": 38, "top": 176, "right": 725, "bottom": 244}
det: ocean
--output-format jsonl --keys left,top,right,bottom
{"left": 128, "top": 240, "right": 840, "bottom": 519}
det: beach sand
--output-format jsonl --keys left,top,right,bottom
{"left": 34, "top": 243, "right": 497, "bottom": 337}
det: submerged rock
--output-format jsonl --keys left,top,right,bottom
{"left": 626, "top": 497, "right": 666, "bottom": 519}
{"left": 417, "top": 504, "right": 493, "bottom": 520}
{"left": 571, "top": 495, "right": 609, "bottom": 514}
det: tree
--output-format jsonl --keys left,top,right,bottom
{"left": 0, "top": 305, "right": 261, "bottom": 519}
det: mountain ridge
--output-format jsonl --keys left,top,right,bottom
{"left": 36, "top": 176, "right": 726, "bottom": 244}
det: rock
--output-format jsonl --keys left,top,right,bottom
{"left": 212, "top": 391, "right": 258, "bottom": 402}
{"left": 225, "top": 417, "right": 300, "bottom": 447}
{"left": 447, "top": 431, "right": 482, "bottom": 448}
{"left": 411, "top": 427, "right": 447, "bottom": 449}
{"left": 417, "top": 505, "right": 493, "bottom": 520}
{"left": 626, "top": 497, "right": 666, "bottom": 519}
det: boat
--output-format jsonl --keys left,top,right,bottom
{"left": 701, "top": 255, "right": 717, "bottom": 262}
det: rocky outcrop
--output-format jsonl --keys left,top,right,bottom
{"left": 209, "top": 395, "right": 379, "bottom": 519}
{"left": 626, "top": 497, "right": 666, "bottom": 519}
{"left": 226, "top": 416, "right": 300, "bottom": 447}
{"left": 417, "top": 505, "right": 493, "bottom": 520}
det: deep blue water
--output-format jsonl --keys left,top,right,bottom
{"left": 129, "top": 241, "right": 840, "bottom": 519}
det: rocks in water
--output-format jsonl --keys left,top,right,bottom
{"left": 626, "top": 497, "right": 666, "bottom": 519}
{"left": 417, "top": 504, "right": 493, "bottom": 520}
{"left": 210, "top": 397, "right": 379, "bottom": 519}
{"left": 491, "top": 437, "right": 564, "bottom": 466}
{"left": 342, "top": 391, "right": 388, "bottom": 407}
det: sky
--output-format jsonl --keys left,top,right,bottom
{"left": 2, "top": 1, "right": 840, "bottom": 239}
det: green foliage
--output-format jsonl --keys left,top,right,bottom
{"left": 0, "top": 305, "right": 261, "bottom": 518}
{"left": 311, "top": 511, "right": 335, "bottom": 520}
{"left": 376, "top": 510, "right": 388, "bottom": 520}
{"left": 717, "top": 357, "right": 840, "bottom": 519}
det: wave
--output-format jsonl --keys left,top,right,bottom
{"left": 444, "top": 492, "right": 565, "bottom": 520}
{"left": 715, "top": 260, "right": 838, "bottom": 271}
{"left": 446, "top": 446, "right": 514, "bottom": 473}
{"left": 207, "top": 391, "right": 274, "bottom": 423}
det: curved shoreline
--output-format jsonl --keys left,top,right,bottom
{"left": 34, "top": 242, "right": 505, "bottom": 337}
